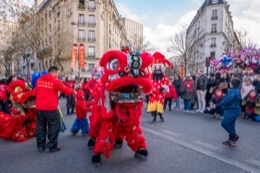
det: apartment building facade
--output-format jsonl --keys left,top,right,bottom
{"left": 123, "top": 18, "right": 143, "bottom": 52}
{"left": 186, "top": 0, "right": 241, "bottom": 73}
{"left": 32, "top": 0, "right": 128, "bottom": 78}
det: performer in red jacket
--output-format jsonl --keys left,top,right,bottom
{"left": 34, "top": 66, "right": 75, "bottom": 153}
{"left": 71, "top": 90, "right": 92, "bottom": 135}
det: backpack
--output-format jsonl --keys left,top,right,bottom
{"left": 186, "top": 80, "right": 193, "bottom": 93}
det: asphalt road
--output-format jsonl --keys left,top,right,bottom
{"left": 0, "top": 99, "right": 260, "bottom": 173}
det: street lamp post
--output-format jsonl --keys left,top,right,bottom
{"left": 71, "top": 22, "right": 80, "bottom": 80}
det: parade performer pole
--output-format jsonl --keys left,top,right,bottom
{"left": 58, "top": 106, "right": 66, "bottom": 132}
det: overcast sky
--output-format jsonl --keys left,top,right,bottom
{"left": 26, "top": 0, "right": 260, "bottom": 57}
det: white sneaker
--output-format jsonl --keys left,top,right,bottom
{"left": 200, "top": 110, "right": 204, "bottom": 113}
{"left": 195, "top": 109, "right": 200, "bottom": 112}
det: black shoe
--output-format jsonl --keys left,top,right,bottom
{"left": 88, "top": 138, "right": 96, "bottom": 149}
{"left": 233, "top": 135, "right": 240, "bottom": 142}
{"left": 159, "top": 115, "right": 164, "bottom": 122}
{"left": 38, "top": 147, "right": 45, "bottom": 153}
{"left": 152, "top": 116, "right": 156, "bottom": 122}
{"left": 67, "top": 108, "right": 71, "bottom": 115}
{"left": 48, "top": 147, "right": 61, "bottom": 153}
{"left": 71, "top": 109, "right": 75, "bottom": 114}
{"left": 169, "top": 108, "right": 172, "bottom": 111}
{"left": 115, "top": 139, "right": 123, "bottom": 148}
{"left": 134, "top": 148, "right": 148, "bottom": 160}
{"left": 92, "top": 154, "right": 101, "bottom": 167}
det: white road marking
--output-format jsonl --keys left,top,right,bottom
{"left": 161, "top": 130, "right": 181, "bottom": 137}
{"left": 194, "top": 141, "right": 219, "bottom": 150}
{"left": 143, "top": 127, "right": 260, "bottom": 173}
{"left": 246, "top": 159, "right": 260, "bottom": 167}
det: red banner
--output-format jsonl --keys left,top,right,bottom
{"left": 180, "top": 64, "right": 184, "bottom": 79}
{"left": 79, "top": 43, "right": 85, "bottom": 68}
{"left": 71, "top": 43, "right": 78, "bottom": 68}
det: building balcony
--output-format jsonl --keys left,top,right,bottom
{"left": 211, "top": 16, "right": 218, "bottom": 20}
{"left": 88, "top": 22, "right": 96, "bottom": 27}
{"left": 78, "top": 21, "right": 86, "bottom": 26}
{"left": 87, "top": 54, "right": 95, "bottom": 58}
{"left": 88, "top": 38, "right": 96, "bottom": 42}
{"left": 88, "top": 6, "right": 96, "bottom": 11}
{"left": 210, "top": 44, "right": 217, "bottom": 48}
{"left": 78, "top": 3, "right": 86, "bottom": 10}
{"left": 211, "top": 30, "right": 217, "bottom": 33}
{"left": 79, "top": 37, "right": 86, "bottom": 42}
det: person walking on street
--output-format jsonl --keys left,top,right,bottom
{"left": 34, "top": 66, "right": 75, "bottom": 153}
{"left": 196, "top": 69, "right": 208, "bottom": 113}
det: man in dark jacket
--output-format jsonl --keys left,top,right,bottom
{"left": 34, "top": 66, "right": 75, "bottom": 153}
{"left": 196, "top": 69, "right": 208, "bottom": 113}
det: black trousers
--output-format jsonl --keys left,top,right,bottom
{"left": 66, "top": 95, "right": 75, "bottom": 108}
{"left": 36, "top": 110, "right": 60, "bottom": 149}
{"left": 164, "top": 98, "right": 173, "bottom": 109}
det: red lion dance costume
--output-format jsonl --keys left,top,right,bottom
{"left": 87, "top": 50, "right": 153, "bottom": 166}
{"left": 147, "top": 52, "right": 173, "bottom": 122}
{"left": 0, "top": 80, "right": 36, "bottom": 142}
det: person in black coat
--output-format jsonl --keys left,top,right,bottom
{"left": 173, "top": 75, "right": 182, "bottom": 109}
{"left": 206, "top": 73, "right": 216, "bottom": 106}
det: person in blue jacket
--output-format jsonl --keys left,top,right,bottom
{"left": 211, "top": 78, "right": 241, "bottom": 147}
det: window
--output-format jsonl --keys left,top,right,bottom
{"left": 88, "top": 46, "right": 95, "bottom": 57}
{"left": 57, "top": 11, "right": 60, "bottom": 18}
{"left": 88, "top": 0, "right": 95, "bottom": 10}
{"left": 79, "top": 0, "right": 85, "bottom": 6}
{"left": 79, "top": 30, "right": 85, "bottom": 41}
{"left": 88, "top": 30, "right": 95, "bottom": 41}
{"left": 79, "top": 14, "right": 85, "bottom": 25}
{"left": 87, "top": 63, "right": 95, "bottom": 72}
{"left": 211, "top": 24, "right": 217, "bottom": 33}
{"left": 210, "top": 52, "right": 216, "bottom": 59}
{"left": 88, "top": 15, "right": 95, "bottom": 26}
{"left": 211, "top": 38, "right": 216, "bottom": 47}
{"left": 212, "top": 0, "right": 218, "bottom": 4}
{"left": 212, "top": 10, "right": 218, "bottom": 20}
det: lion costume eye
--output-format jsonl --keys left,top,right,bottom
{"left": 107, "top": 59, "right": 120, "bottom": 71}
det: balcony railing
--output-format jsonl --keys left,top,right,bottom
{"left": 78, "top": 3, "right": 86, "bottom": 10}
{"left": 78, "top": 21, "right": 86, "bottom": 26}
{"left": 79, "top": 37, "right": 86, "bottom": 42}
{"left": 211, "top": 30, "right": 217, "bottom": 33}
{"left": 87, "top": 54, "right": 95, "bottom": 58}
{"left": 210, "top": 44, "right": 217, "bottom": 48}
{"left": 88, "top": 22, "right": 96, "bottom": 27}
{"left": 211, "top": 16, "right": 218, "bottom": 20}
{"left": 88, "top": 6, "right": 96, "bottom": 11}
{"left": 88, "top": 38, "right": 96, "bottom": 42}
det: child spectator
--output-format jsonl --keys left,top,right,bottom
{"left": 204, "top": 88, "right": 225, "bottom": 119}
{"left": 164, "top": 82, "right": 178, "bottom": 111}
{"left": 244, "top": 90, "right": 258, "bottom": 121}
{"left": 71, "top": 90, "right": 92, "bottom": 135}
{"left": 211, "top": 78, "right": 241, "bottom": 147}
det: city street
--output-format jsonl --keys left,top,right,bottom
{"left": 0, "top": 99, "right": 260, "bottom": 173}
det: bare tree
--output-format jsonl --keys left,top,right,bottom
{"left": 168, "top": 28, "right": 192, "bottom": 75}
{"left": 236, "top": 28, "right": 258, "bottom": 49}
{"left": 128, "top": 36, "right": 154, "bottom": 52}
{"left": 0, "top": 45, "right": 15, "bottom": 77}
{"left": 18, "top": 12, "right": 51, "bottom": 70}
